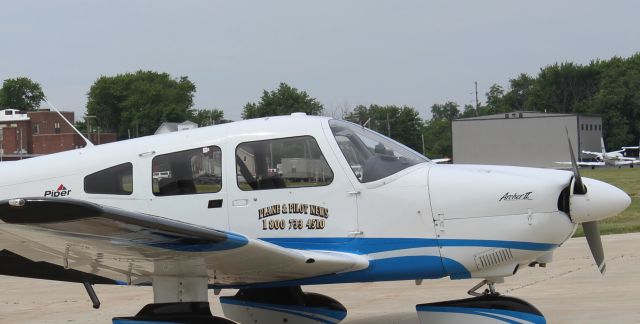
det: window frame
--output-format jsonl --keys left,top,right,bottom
{"left": 84, "top": 162, "right": 134, "bottom": 195}
{"left": 235, "top": 135, "right": 334, "bottom": 191}
{"left": 328, "top": 119, "right": 428, "bottom": 183}
{"left": 151, "top": 145, "right": 223, "bottom": 197}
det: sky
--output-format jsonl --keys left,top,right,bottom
{"left": 1, "top": 1, "right": 639, "bottom": 121}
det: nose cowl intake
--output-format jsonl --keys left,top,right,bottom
{"left": 570, "top": 177, "right": 631, "bottom": 223}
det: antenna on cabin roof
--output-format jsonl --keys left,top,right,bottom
{"left": 42, "top": 99, "right": 95, "bottom": 148}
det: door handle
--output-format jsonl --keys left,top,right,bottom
{"left": 232, "top": 199, "right": 249, "bottom": 207}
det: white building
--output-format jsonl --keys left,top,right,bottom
{"left": 452, "top": 111, "right": 602, "bottom": 168}
{"left": 154, "top": 121, "right": 198, "bottom": 135}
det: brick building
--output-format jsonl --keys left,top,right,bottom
{"left": 0, "top": 109, "right": 116, "bottom": 161}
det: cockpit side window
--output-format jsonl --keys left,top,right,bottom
{"left": 236, "top": 136, "right": 333, "bottom": 191}
{"left": 84, "top": 163, "right": 133, "bottom": 195}
{"left": 152, "top": 146, "right": 222, "bottom": 196}
{"left": 329, "top": 119, "right": 428, "bottom": 182}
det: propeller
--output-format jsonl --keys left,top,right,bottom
{"left": 564, "top": 127, "right": 606, "bottom": 274}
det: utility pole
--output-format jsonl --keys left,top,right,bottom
{"left": 474, "top": 81, "right": 480, "bottom": 117}
{"left": 85, "top": 115, "right": 96, "bottom": 144}
{"left": 18, "top": 129, "right": 23, "bottom": 160}
{"left": 421, "top": 134, "right": 426, "bottom": 156}
{"left": 386, "top": 111, "right": 390, "bottom": 137}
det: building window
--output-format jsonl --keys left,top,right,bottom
{"left": 152, "top": 146, "right": 222, "bottom": 196}
{"left": 236, "top": 136, "right": 333, "bottom": 191}
{"left": 54, "top": 122, "right": 61, "bottom": 134}
{"left": 84, "top": 163, "right": 133, "bottom": 195}
{"left": 581, "top": 124, "right": 584, "bottom": 131}
{"left": 33, "top": 124, "right": 40, "bottom": 134}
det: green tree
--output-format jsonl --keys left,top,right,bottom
{"left": 502, "top": 73, "right": 535, "bottom": 111}
{"left": 588, "top": 55, "right": 640, "bottom": 148}
{"left": 343, "top": 104, "right": 423, "bottom": 152}
{"left": 86, "top": 71, "right": 196, "bottom": 138}
{"left": 422, "top": 102, "right": 461, "bottom": 158}
{"left": 430, "top": 101, "right": 460, "bottom": 121}
{"left": 526, "top": 62, "right": 600, "bottom": 113}
{"left": 460, "top": 104, "right": 478, "bottom": 118}
{"left": 242, "top": 83, "right": 324, "bottom": 119}
{"left": 485, "top": 84, "right": 508, "bottom": 114}
{"left": 430, "top": 53, "right": 640, "bottom": 151}
{"left": 191, "top": 108, "right": 229, "bottom": 126}
{"left": 0, "top": 77, "right": 46, "bottom": 110}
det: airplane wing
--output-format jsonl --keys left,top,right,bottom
{"left": 555, "top": 161, "right": 605, "bottom": 167}
{"left": 431, "top": 158, "right": 451, "bottom": 163}
{"left": 614, "top": 159, "right": 640, "bottom": 165}
{"left": 581, "top": 150, "right": 602, "bottom": 156}
{"left": 0, "top": 198, "right": 368, "bottom": 286}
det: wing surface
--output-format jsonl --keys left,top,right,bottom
{"left": 555, "top": 161, "right": 604, "bottom": 167}
{"left": 614, "top": 159, "right": 640, "bottom": 165}
{"left": 0, "top": 198, "right": 367, "bottom": 286}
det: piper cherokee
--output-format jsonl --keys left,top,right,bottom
{"left": 0, "top": 113, "right": 630, "bottom": 323}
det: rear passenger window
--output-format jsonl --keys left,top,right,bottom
{"left": 236, "top": 136, "right": 333, "bottom": 191}
{"left": 153, "top": 146, "right": 222, "bottom": 196}
{"left": 84, "top": 163, "right": 133, "bottom": 195}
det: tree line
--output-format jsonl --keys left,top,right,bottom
{"left": 436, "top": 53, "right": 640, "bottom": 153}
{"left": 2, "top": 52, "right": 639, "bottom": 157}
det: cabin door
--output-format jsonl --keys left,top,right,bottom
{"left": 227, "top": 135, "right": 358, "bottom": 242}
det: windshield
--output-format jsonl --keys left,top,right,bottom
{"left": 329, "top": 119, "right": 429, "bottom": 182}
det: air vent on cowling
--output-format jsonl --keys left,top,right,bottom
{"left": 474, "top": 248, "right": 514, "bottom": 270}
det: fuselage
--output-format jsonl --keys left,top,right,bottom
{"left": 0, "top": 116, "right": 595, "bottom": 285}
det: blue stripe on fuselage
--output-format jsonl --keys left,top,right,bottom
{"left": 261, "top": 237, "right": 557, "bottom": 254}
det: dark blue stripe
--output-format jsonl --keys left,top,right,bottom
{"left": 138, "top": 235, "right": 555, "bottom": 254}
{"left": 261, "top": 237, "right": 557, "bottom": 254}
{"left": 416, "top": 306, "right": 546, "bottom": 324}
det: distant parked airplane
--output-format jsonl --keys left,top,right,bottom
{"left": 557, "top": 137, "right": 640, "bottom": 169}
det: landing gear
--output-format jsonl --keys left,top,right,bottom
{"left": 113, "top": 302, "right": 235, "bottom": 324}
{"left": 416, "top": 279, "right": 547, "bottom": 323}
{"left": 112, "top": 276, "right": 232, "bottom": 324}
{"left": 467, "top": 278, "right": 499, "bottom": 297}
{"left": 220, "top": 286, "right": 347, "bottom": 324}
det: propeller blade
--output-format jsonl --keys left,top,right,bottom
{"left": 565, "top": 127, "right": 587, "bottom": 194}
{"left": 583, "top": 221, "right": 606, "bottom": 274}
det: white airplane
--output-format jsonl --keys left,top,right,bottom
{"left": 0, "top": 114, "right": 631, "bottom": 324}
{"left": 560, "top": 137, "right": 640, "bottom": 169}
